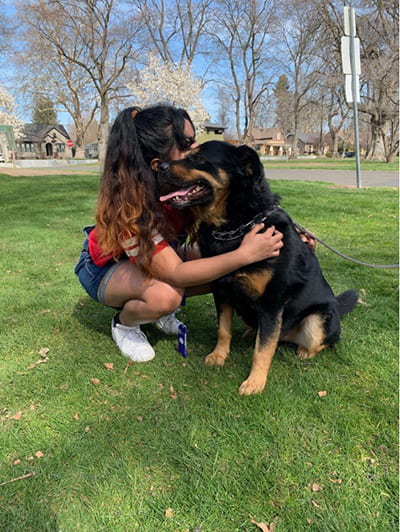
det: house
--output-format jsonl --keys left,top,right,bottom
{"left": 84, "top": 142, "right": 99, "bottom": 159}
{"left": 197, "top": 122, "right": 226, "bottom": 143}
{"left": 247, "top": 128, "right": 289, "bottom": 156}
{"left": 15, "top": 124, "right": 73, "bottom": 159}
{"left": 286, "top": 132, "right": 328, "bottom": 156}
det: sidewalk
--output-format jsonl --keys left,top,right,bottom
{"left": 1, "top": 163, "right": 398, "bottom": 187}
{"left": 265, "top": 168, "right": 398, "bottom": 188}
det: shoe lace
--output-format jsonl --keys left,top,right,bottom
{"left": 164, "top": 314, "right": 177, "bottom": 326}
{"left": 126, "top": 326, "right": 148, "bottom": 343}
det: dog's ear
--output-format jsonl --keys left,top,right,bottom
{"left": 235, "top": 144, "right": 264, "bottom": 177}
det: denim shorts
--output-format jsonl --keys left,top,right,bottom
{"left": 74, "top": 226, "right": 127, "bottom": 306}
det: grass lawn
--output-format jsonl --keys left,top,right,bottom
{"left": 0, "top": 171, "right": 398, "bottom": 531}
{"left": 261, "top": 157, "right": 399, "bottom": 172}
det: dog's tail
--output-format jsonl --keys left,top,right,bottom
{"left": 336, "top": 289, "right": 359, "bottom": 317}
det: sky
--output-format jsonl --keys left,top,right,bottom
{"left": 1, "top": 0, "right": 219, "bottom": 128}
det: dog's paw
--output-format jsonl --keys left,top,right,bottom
{"left": 205, "top": 350, "right": 228, "bottom": 366}
{"left": 238, "top": 377, "right": 266, "bottom": 395}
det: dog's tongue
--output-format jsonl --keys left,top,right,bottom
{"left": 159, "top": 186, "right": 195, "bottom": 202}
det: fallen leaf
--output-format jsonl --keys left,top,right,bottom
{"left": 73, "top": 413, "right": 79, "bottom": 420}
{"left": 91, "top": 378, "right": 100, "bottom": 385}
{"left": 35, "top": 451, "right": 44, "bottom": 458}
{"left": 165, "top": 507, "right": 174, "bottom": 518}
{"left": 84, "top": 426, "right": 90, "bottom": 432}
{"left": 311, "top": 499, "right": 320, "bottom": 508}
{"left": 250, "top": 519, "right": 275, "bottom": 532}
{"left": 12, "top": 459, "right": 21, "bottom": 466}
{"left": 309, "top": 483, "right": 323, "bottom": 492}
{"left": 11, "top": 411, "right": 22, "bottom": 420}
{"left": 104, "top": 362, "right": 114, "bottom": 371}
{"left": 39, "top": 347, "right": 50, "bottom": 357}
{"left": 329, "top": 477, "right": 343, "bottom": 484}
{"left": 317, "top": 390, "right": 327, "bottom": 397}
{"left": 136, "top": 416, "right": 143, "bottom": 422}
{"left": 169, "top": 385, "right": 177, "bottom": 399}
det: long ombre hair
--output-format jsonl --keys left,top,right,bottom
{"left": 96, "top": 105, "right": 194, "bottom": 278}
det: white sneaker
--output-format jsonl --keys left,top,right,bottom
{"left": 111, "top": 316, "right": 155, "bottom": 362}
{"left": 155, "top": 312, "right": 183, "bottom": 335}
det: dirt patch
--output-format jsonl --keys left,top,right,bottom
{"left": 0, "top": 167, "right": 98, "bottom": 177}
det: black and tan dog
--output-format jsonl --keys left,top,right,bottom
{"left": 158, "top": 141, "right": 358, "bottom": 395}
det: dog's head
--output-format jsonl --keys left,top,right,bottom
{"left": 158, "top": 141, "right": 265, "bottom": 224}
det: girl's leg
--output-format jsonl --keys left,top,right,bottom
{"left": 101, "top": 260, "right": 184, "bottom": 326}
{"left": 99, "top": 261, "right": 184, "bottom": 362}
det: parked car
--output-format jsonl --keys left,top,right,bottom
{"left": 0, "top": 154, "right": 5, "bottom": 163}
{"left": 344, "top": 151, "right": 355, "bottom": 158}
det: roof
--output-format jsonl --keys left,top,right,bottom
{"left": 249, "top": 128, "right": 285, "bottom": 142}
{"left": 203, "top": 122, "right": 226, "bottom": 130}
{"left": 287, "top": 132, "right": 321, "bottom": 145}
{"left": 17, "top": 124, "right": 71, "bottom": 142}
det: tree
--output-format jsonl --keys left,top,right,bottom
{"left": 127, "top": 54, "right": 209, "bottom": 130}
{"left": 32, "top": 96, "right": 57, "bottom": 125}
{"left": 16, "top": 0, "right": 142, "bottom": 161}
{"left": 132, "top": 0, "right": 212, "bottom": 68}
{"left": 0, "top": 1, "right": 15, "bottom": 69}
{"left": 207, "top": 0, "right": 276, "bottom": 142}
{"left": 0, "top": 86, "right": 23, "bottom": 160}
{"left": 273, "top": 0, "right": 325, "bottom": 158}
{"left": 310, "top": 0, "right": 399, "bottom": 161}
{"left": 273, "top": 75, "right": 294, "bottom": 136}
{"left": 358, "top": 1, "right": 399, "bottom": 161}
{"left": 0, "top": 86, "right": 23, "bottom": 131}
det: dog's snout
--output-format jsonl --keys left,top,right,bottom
{"left": 158, "top": 162, "right": 170, "bottom": 173}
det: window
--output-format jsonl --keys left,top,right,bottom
{"left": 19, "top": 142, "right": 34, "bottom": 152}
{"left": 56, "top": 143, "right": 65, "bottom": 153}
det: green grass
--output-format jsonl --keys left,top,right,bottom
{"left": 0, "top": 172, "right": 398, "bottom": 531}
{"left": 262, "top": 157, "right": 399, "bottom": 172}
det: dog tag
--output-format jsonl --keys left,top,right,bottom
{"left": 177, "top": 323, "right": 188, "bottom": 357}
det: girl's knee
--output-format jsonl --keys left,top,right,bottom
{"left": 155, "top": 287, "right": 183, "bottom": 315}
{"left": 123, "top": 284, "right": 183, "bottom": 317}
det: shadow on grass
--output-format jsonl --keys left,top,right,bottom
{"left": 72, "top": 296, "right": 114, "bottom": 336}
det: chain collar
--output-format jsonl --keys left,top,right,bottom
{"left": 211, "top": 205, "right": 281, "bottom": 241}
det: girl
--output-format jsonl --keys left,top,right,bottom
{"left": 75, "top": 106, "right": 283, "bottom": 362}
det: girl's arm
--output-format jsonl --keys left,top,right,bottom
{"left": 151, "top": 224, "right": 283, "bottom": 288}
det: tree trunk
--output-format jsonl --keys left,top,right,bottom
{"left": 365, "top": 115, "right": 386, "bottom": 161}
{"left": 98, "top": 99, "right": 109, "bottom": 165}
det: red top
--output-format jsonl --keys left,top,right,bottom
{"left": 88, "top": 205, "right": 193, "bottom": 267}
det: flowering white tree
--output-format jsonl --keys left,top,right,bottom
{"left": 127, "top": 54, "right": 209, "bottom": 131}
{"left": 0, "top": 86, "right": 23, "bottom": 160}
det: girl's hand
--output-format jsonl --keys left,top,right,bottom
{"left": 239, "top": 224, "right": 283, "bottom": 263}
{"left": 295, "top": 226, "right": 317, "bottom": 250}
